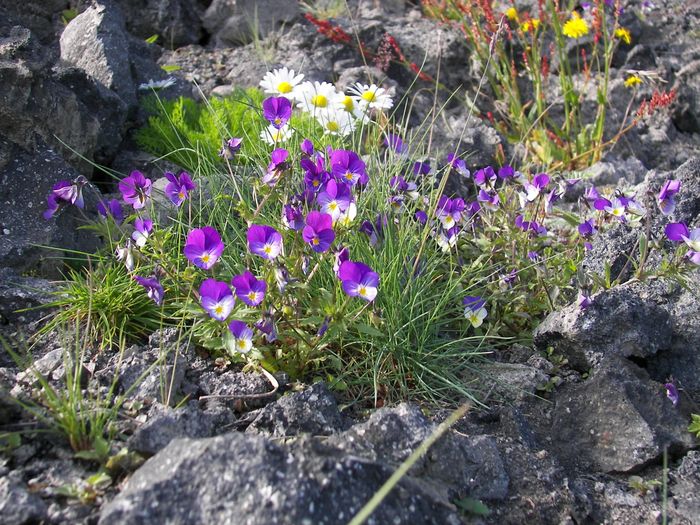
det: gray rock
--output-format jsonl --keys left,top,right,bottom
{"left": 329, "top": 403, "right": 509, "bottom": 501}
{"left": 246, "top": 382, "right": 344, "bottom": 437}
{"left": 580, "top": 221, "right": 640, "bottom": 284}
{"left": 665, "top": 157, "right": 700, "bottom": 227}
{"left": 60, "top": 1, "right": 136, "bottom": 108}
{"left": 99, "top": 432, "right": 462, "bottom": 525}
{"left": 533, "top": 281, "right": 673, "bottom": 370}
{"left": 0, "top": 473, "right": 48, "bottom": 525}
{"left": 128, "top": 401, "right": 232, "bottom": 456}
{"left": 0, "top": 268, "right": 57, "bottom": 324}
{"left": 0, "top": 139, "right": 102, "bottom": 275}
{"left": 551, "top": 358, "right": 694, "bottom": 473}
{"left": 117, "top": 0, "right": 203, "bottom": 47}
{"left": 669, "top": 450, "right": 700, "bottom": 523}
{"left": 581, "top": 156, "right": 649, "bottom": 188}
{"left": 203, "top": 0, "right": 301, "bottom": 47}
{"left": 480, "top": 362, "right": 549, "bottom": 401}
{"left": 103, "top": 328, "right": 192, "bottom": 405}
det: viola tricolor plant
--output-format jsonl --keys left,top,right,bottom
{"left": 41, "top": 65, "right": 696, "bottom": 404}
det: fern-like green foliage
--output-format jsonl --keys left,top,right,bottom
{"left": 136, "top": 88, "right": 265, "bottom": 173}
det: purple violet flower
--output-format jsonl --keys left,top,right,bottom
{"left": 262, "top": 96, "right": 292, "bottom": 129}
{"left": 97, "top": 199, "right": 124, "bottom": 224}
{"left": 498, "top": 165, "right": 515, "bottom": 179}
{"left": 318, "top": 179, "right": 352, "bottom": 222}
{"left": 134, "top": 275, "right": 164, "bottom": 305}
{"left": 435, "top": 225, "right": 460, "bottom": 252}
{"left": 331, "top": 149, "right": 368, "bottom": 186}
{"left": 132, "top": 218, "right": 153, "bottom": 248}
{"left": 333, "top": 246, "right": 349, "bottom": 276}
{"left": 282, "top": 203, "right": 305, "bottom": 231}
{"left": 43, "top": 177, "right": 87, "bottom": 219}
{"left": 413, "top": 161, "right": 432, "bottom": 177}
{"left": 317, "top": 316, "right": 331, "bottom": 337}
{"left": 164, "top": 171, "right": 196, "bottom": 207}
{"left": 219, "top": 137, "right": 243, "bottom": 160}
{"left": 436, "top": 195, "right": 466, "bottom": 229}
{"left": 227, "top": 320, "right": 254, "bottom": 354}
{"left": 522, "top": 173, "right": 550, "bottom": 202}
{"left": 119, "top": 171, "right": 152, "bottom": 210}
{"left": 478, "top": 189, "right": 500, "bottom": 211}
{"left": 301, "top": 156, "right": 329, "bottom": 192}
{"left": 255, "top": 309, "right": 277, "bottom": 342}
{"left": 247, "top": 224, "right": 283, "bottom": 260}
{"left": 231, "top": 271, "right": 267, "bottom": 307}
{"left": 302, "top": 211, "right": 335, "bottom": 253}
{"left": 300, "top": 139, "right": 315, "bottom": 157}
{"left": 657, "top": 179, "right": 681, "bottom": 215}
{"left": 577, "top": 290, "right": 592, "bottom": 310}
{"left": 184, "top": 226, "right": 225, "bottom": 270}
{"left": 473, "top": 166, "right": 496, "bottom": 187}
{"left": 338, "top": 260, "right": 379, "bottom": 302}
{"left": 262, "top": 148, "right": 289, "bottom": 187}
{"left": 463, "top": 296, "right": 487, "bottom": 327}
{"left": 584, "top": 186, "right": 601, "bottom": 203}
{"left": 665, "top": 223, "right": 700, "bottom": 257}
{"left": 359, "top": 215, "right": 387, "bottom": 247}
{"left": 578, "top": 219, "right": 597, "bottom": 238}
{"left": 384, "top": 133, "right": 407, "bottom": 155}
{"left": 199, "top": 278, "right": 235, "bottom": 321}
{"left": 415, "top": 210, "right": 428, "bottom": 225}
{"left": 446, "top": 153, "right": 470, "bottom": 178}
{"left": 664, "top": 382, "right": 679, "bottom": 406}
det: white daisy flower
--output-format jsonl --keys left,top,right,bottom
{"left": 334, "top": 94, "right": 370, "bottom": 123}
{"left": 347, "top": 82, "right": 394, "bottom": 111}
{"left": 138, "top": 77, "right": 176, "bottom": 91}
{"left": 260, "top": 123, "right": 294, "bottom": 145}
{"left": 296, "top": 81, "right": 339, "bottom": 114}
{"left": 259, "top": 67, "right": 304, "bottom": 100}
{"left": 316, "top": 107, "right": 355, "bottom": 136}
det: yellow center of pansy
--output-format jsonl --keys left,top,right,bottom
{"left": 264, "top": 245, "right": 272, "bottom": 255}
{"left": 312, "top": 238, "right": 320, "bottom": 245}
{"left": 247, "top": 292, "right": 257, "bottom": 301}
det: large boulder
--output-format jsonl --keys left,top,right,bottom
{"left": 59, "top": 1, "right": 136, "bottom": 108}
{"left": 551, "top": 358, "right": 694, "bottom": 473}
{"left": 117, "top": 0, "right": 203, "bottom": 47}
{"left": 99, "top": 431, "right": 463, "bottom": 525}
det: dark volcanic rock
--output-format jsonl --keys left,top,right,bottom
{"left": 551, "top": 358, "right": 694, "bottom": 473}
{"left": 0, "top": 473, "right": 48, "bottom": 525}
{"left": 246, "top": 382, "right": 344, "bottom": 437}
{"left": 534, "top": 281, "right": 673, "bottom": 370}
{"left": 99, "top": 432, "right": 463, "bottom": 525}
{"left": 669, "top": 450, "right": 700, "bottom": 523}
{"left": 117, "top": 0, "right": 203, "bottom": 47}
{"left": 59, "top": 1, "right": 136, "bottom": 108}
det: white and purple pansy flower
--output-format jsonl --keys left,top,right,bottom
{"left": 247, "top": 224, "right": 283, "bottom": 260}
{"left": 338, "top": 260, "right": 379, "bottom": 302}
{"left": 184, "top": 226, "right": 225, "bottom": 270}
{"left": 231, "top": 271, "right": 267, "bottom": 307}
{"left": 199, "top": 278, "right": 235, "bottom": 321}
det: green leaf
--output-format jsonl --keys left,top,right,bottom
{"left": 87, "top": 471, "right": 112, "bottom": 490}
{"left": 689, "top": 414, "right": 700, "bottom": 438}
{"left": 355, "top": 323, "right": 384, "bottom": 338}
{"left": 454, "top": 497, "right": 491, "bottom": 516}
{"left": 145, "top": 34, "right": 159, "bottom": 44}
{"left": 161, "top": 64, "right": 182, "bottom": 73}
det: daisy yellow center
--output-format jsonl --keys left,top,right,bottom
{"left": 563, "top": 14, "right": 589, "bottom": 39}
{"left": 272, "top": 130, "right": 283, "bottom": 141}
{"left": 342, "top": 96, "right": 354, "bottom": 111}
{"left": 311, "top": 94, "right": 328, "bottom": 108}
{"left": 277, "top": 81, "right": 292, "bottom": 93}
{"left": 361, "top": 90, "right": 376, "bottom": 102}
{"left": 327, "top": 121, "right": 339, "bottom": 132}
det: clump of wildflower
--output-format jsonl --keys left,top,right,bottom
{"left": 184, "top": 226, "right": 225, "bottom": 270}
{"left": 505, "top": 7, "right": 518, "bottom": 21}
{"left": 164, "top": 171, "right": 195, "bottom": 207}
{"left": 134, "top": 275, "right": 164, "bottom": 305}
{"left": 563, "top": 12, "right": 589, "bottom": 39}
{"left": 347, "top": 82, "right": 394, "bottom": 111}
{"left": 521, "top": 18, "right": 540, "bottom": 33}
{"left": 338, "top": 261, "right": 379, "bottom": 302}
{"left": 247, "top": 225, "right": 283, "bottom": 260}
{"left": 199, "top": 279, "right": 235, "bottom": 321}
{"left": 119, "top": 171, "right": 152, "bottom": 210}
{"left": 665, "top": 222, "right": 700, "bottom": 265}
{"left": 318, "top": 179, "right": 352, "bottom": 222}
{"left": 463, "top": 296, "right": 487, "bottom": 328}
